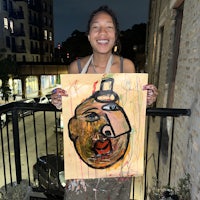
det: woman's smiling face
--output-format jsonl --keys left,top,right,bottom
{"left": 87, "top": 11, "right": 116, "bottom": 54}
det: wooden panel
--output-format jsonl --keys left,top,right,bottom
{"left": 61, "top": 73, "right": 148, "bottom": 180}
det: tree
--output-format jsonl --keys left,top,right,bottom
{"left": 120, "top": 23, "right": 146, "bottom": 59}
{"left": 61, "top": 30, "right": 92, "bottom": 64}
{"left": 0, "top": 49, "right": 17, "bottom": 101}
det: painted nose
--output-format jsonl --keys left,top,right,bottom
{"left": 102, "top": 111, "right": 131, "bottom": 138}
{"left": 101, "top": 125, "right": 115, "bottom": 138}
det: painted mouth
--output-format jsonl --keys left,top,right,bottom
{"left": 94, "top": 139, "right": 112, "bottom": 155}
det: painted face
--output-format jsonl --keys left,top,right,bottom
{"left": 68, "top": 84, "right": 131, "bottom": 169}
{"left": 88, "top": 12, "right": 116, "bottom": 54}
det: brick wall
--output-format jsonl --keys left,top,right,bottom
{"left": 146, "top": 0, "right": 200, "bottom": 199}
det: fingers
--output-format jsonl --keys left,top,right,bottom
{"left": 51, "top": 88, "right": 68, "bottom": 109}
{"left": 52, "top": 88, "right": 68, "bottom": 96}
{"left": 51, "top": 94, "right": 62, "bottom": 109}
{"left": 143, "top": 84, "right": 158, "bottom": 95}
{"left": 143, "top": 84, "right": 158, "bottom": 106}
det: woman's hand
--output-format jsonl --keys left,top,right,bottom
{"left": 143, "top": 84, "right": 158, "bottom": 106}
{"left": 51, "top": 88, "right": 68, "bottom": 109}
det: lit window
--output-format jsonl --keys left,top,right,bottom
{"left": 10, "top": 20, "right": 14, "bottom": 33}
{"left": 4, "top": 17, "right": 8, "bottom": 29}
{"left": 44, "top": 30, "right": 47, "bottom": 40}
{"left": 49, "top": 32, "right": 52, "bottom": 41}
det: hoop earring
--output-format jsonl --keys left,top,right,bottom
{"left": 114, "top": 45, "right": 118, "bottom": 53}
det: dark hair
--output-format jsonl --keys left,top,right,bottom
{"left": 86, "top": 5, "right": 121, "bottom": 53}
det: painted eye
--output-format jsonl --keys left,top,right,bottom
{"left": 85, "top": 112, "right": 100, "bottom": 122}
{"left": 102, "top": 103, "right": 119, "bottom": 111}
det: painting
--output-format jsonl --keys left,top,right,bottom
{"left": 61, "top": 73, "right": 148, "bottom": 180}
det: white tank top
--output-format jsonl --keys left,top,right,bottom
{"left": 80, "top": 54, "right": 113, "bottom": 74}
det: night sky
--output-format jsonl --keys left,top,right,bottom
{"left": 53, "top": 0, "right": 150, "bottom": 46}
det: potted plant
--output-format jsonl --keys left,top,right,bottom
{"left": 148, "top": 174, "right": 191, "bottom": 200}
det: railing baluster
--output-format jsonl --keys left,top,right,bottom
{"left": 12, "top": 108, "right": 22, "bottom": 184}
{"left": 0, "top": 123, "right": 7, "bottom": 191}
{"left": 168, "top": 117, "right": 175, "bottom": 185}
{"left": 144, "top": 115, "right": 150, "bottom": 199}
{"left": 156, "top": 117, "right": 164, "bottom": 183}
{"left": 6, "top": 119, "right": 13, "bottom": 186}
{"left": 22, "top": 111, "right": 31, "bottom": 185}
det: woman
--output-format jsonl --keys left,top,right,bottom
{"left": 52, "top": 5, "right": 158, "bottom": 200}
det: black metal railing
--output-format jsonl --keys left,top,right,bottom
{"left": 144, "top": 108, "right": 191, "bottom": 199}
{"left": 0, "top": 102, "right": 62, "bottom": 196}
{"left": 0, "top": 102, "right": 191, "bottom": 198}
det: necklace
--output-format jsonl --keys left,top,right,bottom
{"left": 91, "top": 59, "right": 102, "bottom": 73}
{"left": 92, "top": 62, "right": 98, "bottom": 73}
{"left": 91, "top": 54, "right": 113, "bottom": 74}
{"left": 80, "top": 54, "right": 113, "bottom": 74}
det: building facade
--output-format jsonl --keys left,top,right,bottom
{"left": 0, "top": 0, "right": 54, "bottom": 62}
{"left": 146, "top": 0, "right": 200, "bottom": 199}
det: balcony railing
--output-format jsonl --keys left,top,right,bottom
{"left": 11, "top": 29, "right": 25, "bottom": 37}
{"left": 12, "top": 45, "right": 26, "bottom": 53}
{"left": 9, "top": 9, "right": 24, "bottom": 19}
{"left": 0, "top": 102, "right": 191, "bottom": 199}
{"left": 30, "top": 47, "right": 40, "bottom": 54}
{"left": 29, "top": 18, "right": 40, "bottom": 27}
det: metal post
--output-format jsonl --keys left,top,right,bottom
{"left": 12, "top": 108, "right": 22, "bottom": 184}
{"left": 168, "top": 117, "right": 175, "bottom": 185}
{"left": 156, "top": 117, "right": 164, "bottom": 183}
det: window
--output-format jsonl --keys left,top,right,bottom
{"left": 29, "top": 10, "right": 32, "bottom": 21}
{"left": 4, "top": 17, "right": 9, "bottom": 29}
{"left": 43, "top": 2, "right": 47, "bottom": 11}
{"left": 34, "top": 13, "right": 36, "bottom": 22}
{"left": 13, "top": 55, "right": 16, "bottom": 61}
{"left": 22, "top": 55, "right": 26, "bottom": 62}
{"left": 49, "top": 32, "right": 52, "bottom": 41}
{"left": 10, "top": 20, "right": 14, "bottom": 33}
{"left": 43, "top": 16, "right": 47, "bottom": 25}
{"left": 30, "top": 26, "right": 33, "bottom": 36}
{"left": 49, "top": 5, "right": 52, "bottom": 14}
{"left": 19, "top": 6, "right": 23, "bottom": 12}
{"left": 50, "top": 45, "right": 53, "bottom": 53}
{"left": 30, "top": 41, "right": 33, "bottom": 49}
{"left": 44, "top": 30, "right": 47, "bottom": 40}
{"left": 49, "top": 19, "right": 52, "bottom": 27}
{"left": 20, "top": 23, "right": 24, "bottom": 32}
{"left": 9, "top": 1, "right": 13, "bottom": 11}
{"left": 45, "top": 44, "right": 48, "bottom": 52}
{"left": 6, "top": 36, "right": 10, "bottom": 48}
{"left": 3, "top": 0, "right": 7, "bottom": 11}
{"left": 34, "top": 28, "right": 37, "bottom": 34}
{"left": 21, "top": 39, "right": 25, "bottom": 48}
